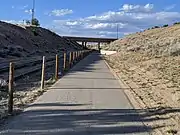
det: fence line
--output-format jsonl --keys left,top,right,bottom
{"left": 6, "top": 49, "right": 92, "bottom": 114}
{"left": 40, "top": 56, "right": 45, "bottom": 90}
{"left": 55, "top": 54, "right": 59, "bottom": 81}
{"left": 8, "top": 62, "right": 14, "bottom": 114}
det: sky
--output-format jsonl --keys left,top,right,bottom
{"left": 1, "top": 0, "right": 180, "bottom": 38}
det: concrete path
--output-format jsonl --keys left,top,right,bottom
{"left": 0, "top": 52, "right": 151, "bottom": 135}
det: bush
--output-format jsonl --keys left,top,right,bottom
{"left": 31, "top": 18, "right": 40, "bottom": 26}
{"left": 154, "top": 26, "right": 160, "bottom": 28}
{"left": 26, "top": 20, "right": 31, "bottom": 25}
{"left": 163, "top": 24, "right": 168, "bottom": 27}
{"left": 174, "top": 22, "right": 180, "bottom": 25}
{"left": 32, "top": 28, "right": 39, "bottom": 36}
{"left": 151, "top": 26, "right": 160, "bottom": 29}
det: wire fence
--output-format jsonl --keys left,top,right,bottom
{"left": 0, "top": 49, "right": 92, "bottom": 118}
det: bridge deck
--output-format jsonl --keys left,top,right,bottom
{"left": 0, "top": 52, "right": 150, "bottom": 135}
{"left": 63, "top": 36, "right": 117, "bottom": 43}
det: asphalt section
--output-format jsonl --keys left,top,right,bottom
{"left": 0, "top": 52, "right": 151, "bottom": 135}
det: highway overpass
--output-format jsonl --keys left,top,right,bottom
{"left": 63, "top": 36, "right": 117, "bottom": 43}
{"left": 63, "top": 36, "right": 117, "bottom": 51}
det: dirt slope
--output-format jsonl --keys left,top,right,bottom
{"left": 104, "top": 24, "right": 180, "bottom": 57}
{"left": 0, "top": 21, "right": 83, "bottom": 60}
{"left": 104, "top": 24, "right": 180, "bottom": 134}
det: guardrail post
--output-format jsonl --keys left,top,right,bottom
{"left": 8, "top": 62, "right": 14, "bottom": 114}
{"left": 63, "top": 52, "right": 66, "bottom": 71}
{"left": 55, "top": 54, "right": 59, "bottom": 81}
{"left": 41, "top": 56, "right": 45, "bottom": 90}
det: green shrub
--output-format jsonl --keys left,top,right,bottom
{"left": 154, "top": 26, "right": 160, "bottom": 28}
{"left": 32, "top": 28, "right": 39, "bottom": 36}
{"left": 174, "top": 22, "right": 180, "bottom": 25}
{"left": 26, "top": 20, "right": 31, "bottom": 25}
{"left": 31, "top": 18, "right": 40, "bottom": 26}
{"left": 151, "top": 26, "right": 160, "bottom": 29}
{"left": 163, "top": 24, "right": 168, "bottom": 27}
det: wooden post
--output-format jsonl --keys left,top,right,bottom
{"left": 63, "top": 52, "right": 66, "bottom": 70}
{"left": 41, "top": 56, "right": 45, "bottom": 90}
{"left": 69, "top": 52, "right": 72, "bottom": 67}
{"left": 8, "top": 62, "right": 14, "bottom": 114}
{"left": 55, "top": 54, "right": 59, "bottom": 81}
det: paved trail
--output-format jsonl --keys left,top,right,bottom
{"left": 0, "top": 52, "right": 151, "bottom": 135}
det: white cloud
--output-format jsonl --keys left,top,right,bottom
{"left": 120, "top": 3, "right": 154, "bottom": 12}
{"left": 85, "top": 23, "right": 126, "bottom": 30}
{"left": 165, "top": 4, "right": 176, "bottom": 11}
{"left": 12, "top": 5, "right": 29, "bottom": 10}
{"left": 24, "top": 9, "right": 32, "bottom": 15}
{"left": 7, "top": 3, "right": 179, "bottom": 38}
{"left": 49, "top": 9, "right": 73, "bottom": 17}
{"left": 2, "top": 20, "right": 24, "bottom": 24}
{"left": 21, "top": 5, "right": 28, "bottom": 10}
{"left": 85, "top": 23, "right": 113, "bottom": 29}
{"left": 66, "top": 21, "right": 82, "bottom": 26}
{"left": 51, "top": 4, "right": 180, "bottom": 38}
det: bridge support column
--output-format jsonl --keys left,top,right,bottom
{"left": 82, "top": 41, "right": 85, "bottom": 47}
{"left": 85, "top": 42, "right": 87, "bottom": 48}
{"left": 98, "top": 42, "right": 101, "bottom": 53}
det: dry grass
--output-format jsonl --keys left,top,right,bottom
{"left": 104, "top": 24, "right": 180, "bottom": 134}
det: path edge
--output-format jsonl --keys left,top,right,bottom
{"left": 103, "top": 57, "right": 154, "bottom": 135}
{"left": 103, "top": 58, "right": 141, "bottom": 109}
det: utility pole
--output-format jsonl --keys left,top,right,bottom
{"left": 31, "top": 0, "right": 35, "bottom": 24}
{"left": 117, "top": 23, "right": 119, "bottom": 39}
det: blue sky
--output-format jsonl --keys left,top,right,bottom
{"left": 1, "top": 0, "right": 180, "bottom": 38}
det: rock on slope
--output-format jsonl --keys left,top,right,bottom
{"left": 104, "top": 24, "right": 180, "bottom": 135}
{"left": 0, "top": 21, "right": 83, "bottom": 60}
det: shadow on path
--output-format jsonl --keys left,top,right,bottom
{"left": 66, "top": 51, "right": 105, "bottom": 74}
{"left": 1, "top": 103, "right": 179, "bottom": 135}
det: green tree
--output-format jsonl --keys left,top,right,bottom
{"left": 31, "top": 18, "right": 40, "bottom": 26}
